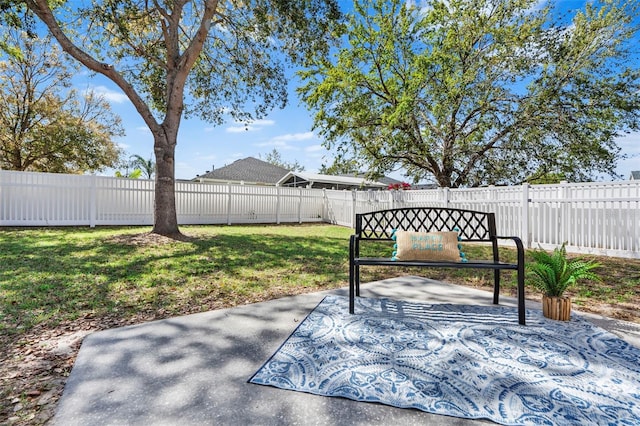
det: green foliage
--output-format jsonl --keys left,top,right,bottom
{"left": 5, "top": 0, "right": 341, "bottom": 235}
{"left": 115, "top": 154, "right": 155, "bottom": 179}
{"left": 318, "top": 156, "right": 361, "bottom": 176}
{"left": 128, "top": 154, "right": 155, "bottom": 179}
{"left": 115, "top": 168, "right": 142, "bottom": 179}
{"left": 260, "top": 148, "right": 305, "bottom": 172}
{"left": 529, "top": 244, "right": 600, "bottom": 297}
{"left": 300, "top": 0, "right": 640, "bottom": 187}
{"left": 0, "top": 30, "right": 124, "bottom": 173}
{"left": 0, "top": 2, "right": 27, "bottom": 57}
{"left": 526, "top": 171, "right": 567, "bottom": 185}
{"left": 13, "top": 0, "right": 343, "bottom": 126}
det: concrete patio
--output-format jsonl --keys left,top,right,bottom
{"left": 52, "top": 277, "right": 640, "bottom": 425}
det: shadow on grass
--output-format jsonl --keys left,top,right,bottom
{"left": 4, "top": 225, "right": 631, "bottom": 337}
{"left": 0, "top": 227, "right": 351, "bottom": 335}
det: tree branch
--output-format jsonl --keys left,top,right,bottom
{"left": 26, "top": 0, "right": 161, "bottom": 134}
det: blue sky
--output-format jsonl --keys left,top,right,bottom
{"left": 76, "top": 0, "right": 639, "bottom": 182}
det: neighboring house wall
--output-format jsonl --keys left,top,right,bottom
{"left": 631, "top": 171, "right": 640, "bottom": 181}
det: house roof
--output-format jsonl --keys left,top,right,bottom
{"left": 336, "top": 173, "right": 403, "bottom": 186}
{"left": 630, "top": 171, "right": 640, "bottom": 180}
{"left": 375, "top": 175, "right": 403, "bottom": 186}
{"left": 277, "top": 171, "right": 387, "bottom": 189}
{"left": 192, "top": 157, "right": 404, "bottom": 189}
{"left": 193, "top": 157, "right": 289, "bottom": 185}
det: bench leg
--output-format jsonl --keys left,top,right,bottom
{"left": 517, "top": 261, "right": 526, "bottom": 325}
{"left": 349, "top": 261, "right": 355, "bottom": 314}
{"left": 495, "top": 267, "right": 525, "bottom": 325}
{"left": 348, "top": 263, "right": 361, "bottom": 314}
{"left": 493, "top": 269, "right": 500, "bottom": 305}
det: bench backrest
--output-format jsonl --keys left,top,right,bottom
{"left": 355, "top": 208, "right": 497, "bottom": 242}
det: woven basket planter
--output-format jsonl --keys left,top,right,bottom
{"left": 542, "top": 295, "right": 571, "bottom": 321}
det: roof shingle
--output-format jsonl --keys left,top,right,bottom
{"left": 194, "top": 157, "right": 289, "bottom": 184}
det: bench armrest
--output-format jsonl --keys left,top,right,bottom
{"left": 495, "top": 235, "right": 526, "bottom": 325}
{"left": 349, "top": 234, "right": 359, "bottom": 261}
{"left": 495, "top": 236, "right": 525, "bottom": 259}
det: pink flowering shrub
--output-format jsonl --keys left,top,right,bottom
{"left": 388, "top": 182, "right": 411, "bottom": 190}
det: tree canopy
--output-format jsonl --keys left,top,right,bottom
{"left": 318, "top": 158, "right": 360, "bottom": 176}
{"left": 260, "top": 148, "right": 305, "bottom": 172}
{"left": 300, "top": 0, "right": 640, "bottom": 187}
{"left": 5, "top": 0, "right": 341, "bottom": 236}
{"left": 0, "top": 29, "right": 123, "bottom": 173}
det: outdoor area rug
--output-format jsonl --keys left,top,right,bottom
{"left": 249, "top": 295, "right": 640, "bottom": 425}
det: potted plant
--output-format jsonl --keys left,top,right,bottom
{"left": 529, "top": 243, "right": 600, "bottom": 321}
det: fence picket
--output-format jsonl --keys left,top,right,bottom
{"left": 0, "top": 170, "right": 638, "bottom": 258}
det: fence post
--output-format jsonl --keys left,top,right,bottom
{"left": 489, "top": 185, "right": 496, "bottom": 213}
{"left": 227, "top": 183, "right": 232, "bottom": 225}
{"left": 560, "top": 181, "right": 569, "bottom": 245}
{"left": 89, "top": 175, "right": 97, "bottom": 228}
{"left": 521, "top": 183, "right": 530, "bottom": 248}
{"left": 352, "top": 190, "right": 357, "bottom": 228}
{"left": 276, "top": 185, "right": 281, "bottom": 225}
{"left": 298, "top": 187, "right": 303, "bottom": 224}
{"left": 322, "top": 188, "right": 327, "bottom": 222}
{"left": 442, "top": 187, "right": 450, "bottom": 207}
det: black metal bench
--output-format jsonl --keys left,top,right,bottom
{"left": 349, "top": 207, "right": 526, "bottom": 325}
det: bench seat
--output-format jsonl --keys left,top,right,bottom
{"left": 353, "top": 258, "right": 519, "bottom": 269}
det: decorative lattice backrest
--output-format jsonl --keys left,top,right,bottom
{"left": 356, "top": 208, "right": 496, "bottom": 242}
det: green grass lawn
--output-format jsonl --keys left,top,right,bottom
{"left": 0, "top": 224, "right": 354, "bottom": 336}
{"left": 2, "top": 224, "right": 638, "bottom": 339}
{"left": 1, "top": 224, "right": 639, "bottom": 425}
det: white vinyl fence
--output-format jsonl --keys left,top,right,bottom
{"left": 1, "top": 170, "right": 639, "bottom": 258}
{"left": 0, "top": 171, "right": 325, "bottom": 226}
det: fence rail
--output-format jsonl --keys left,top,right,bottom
{"left": 1, "top": 170, "right": 638, "bottom": 258}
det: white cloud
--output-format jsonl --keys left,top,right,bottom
{"left": 136, "top": 126, "right": 151, "bottom": 133}
{"left": 225, "top": 119, "right": 275, "bottom": 133}
{"left": 252, "top": 132, "right": 317, "bottom": 151}
{"left": 250, "top": 119, "right": 276, "bottom": 127}
{"left": 254, "top": 140, "right": 290, "bottom": 148}
{"left": 271, "top": 132, "right": 315, "bottom": 143}
{"left": 88, "top": 85, "right": 129, "bottom": 103}
{"left": 305, "top": 144, "right": 325, "bottom": 153}
{"left": 227, "top": 126, "right": 256, "bottom": 133}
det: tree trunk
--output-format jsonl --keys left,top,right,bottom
{"left": 151, "top": 132, "right": 181, "bottom": 237}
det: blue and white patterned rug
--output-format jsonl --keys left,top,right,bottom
{"left": 249, "top": 295, "right": 640, "bottom": 425}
